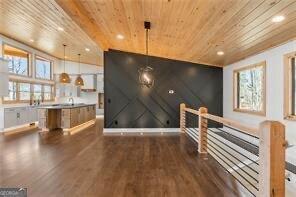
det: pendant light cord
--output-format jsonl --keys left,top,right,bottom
{"left": 78, "top": 54, "right": 81, "bottom": 74}
{"left": 63, "top": 44, "right": 66, "bottom": 73}
{"left": 146, "top": 28, "right": 149, "bottom": 66}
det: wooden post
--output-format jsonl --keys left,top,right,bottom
{"left": 180, "top": 103, "right": 186, "bottom": 133}
{"left": 198, "top": 107, "right": 208, "bottom": 154}
{"left": 259, "top": 121, "right": 285, "bottom": 197}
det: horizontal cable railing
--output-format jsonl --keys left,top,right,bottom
{"left": 180, "top": 103, "right": 286, "bottom": 197}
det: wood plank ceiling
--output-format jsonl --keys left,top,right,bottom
{"left": 0, "top": 0, "right": 103, "bottom": 66}
{"left": 56, "top": 0, "right": 296, "bottom": 66}
{"left": 1, "top": 0, "right": 296, "bottom": 67}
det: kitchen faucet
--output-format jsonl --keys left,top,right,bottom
{"left": 69, "top": 97, "right": 74, "bottom": 105}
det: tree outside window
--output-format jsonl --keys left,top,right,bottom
{"left": 4, "top": 44, "right": 29, "bottom": 76}
{"left": 234, "top": 62, "right": 266, "bottom": 115}
{"left": 35, "top": 56, "right": 52, "bottom": 80}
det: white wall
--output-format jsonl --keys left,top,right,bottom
{"left": 54, "top": 60, "right": 103, "bottom": 106}
{"left": 223, "top": 40, "right": 296, "bottom": 145}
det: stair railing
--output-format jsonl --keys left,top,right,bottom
{"left": 180, "top": 103, "right": 286, "bottom": 197}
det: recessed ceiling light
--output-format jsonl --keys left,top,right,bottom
{"left": 116, "top": 34, "right": 124, "bottom": 40}
{"left": 272, "top": 15, "right": 285, "bottom": 23}
{"left": 217, "top": 51, "right": 224, "bottom": 56}
{"left": 168, "top": 90, "right": 175, "bottom": 94}
{"left": 29, "top": 39, "right": 34, "bottom": 42}
{"left": 57, "top": 27, "right": 64, "bottom": 31}
{"left": 85, "top": 48, "right": 90, "bottom": 52}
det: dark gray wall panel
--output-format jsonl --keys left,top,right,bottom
{"left": 104, "top": 49, "right": 223, "bottom": 128}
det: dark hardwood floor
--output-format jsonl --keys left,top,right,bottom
{"left": 0, "top": 118, "right": 249, "bottom": 197}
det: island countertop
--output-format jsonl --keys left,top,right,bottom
{"left": 37, "top": 103, "right": 96, "bottom": 109}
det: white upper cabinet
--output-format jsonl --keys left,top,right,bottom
{"left": 81, "top": 74, "right": 96, "bottom": 90}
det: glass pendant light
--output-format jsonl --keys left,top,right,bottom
{"left": 59, "top": 44, "right": 71, "bottom": 83}
{"left": 139, "top": 21, "right": 154, "bottom": 88}
{"left": 75, "top": 54, "right": 84, "bottom": 86}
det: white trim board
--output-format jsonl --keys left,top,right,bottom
{"left": 103, "top": 128, "right": 180, "bottom": 134}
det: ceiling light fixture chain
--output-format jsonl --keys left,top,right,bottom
{"left": 63, "top": 44, "right": 66, "bottom": 72}
{"left": 139, "top": 21, "right": 154, "bottom": 88}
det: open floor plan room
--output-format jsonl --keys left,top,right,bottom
{"left": 0, "top": 0, "right": 296, "bottom": 196}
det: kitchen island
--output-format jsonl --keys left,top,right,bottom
{"left": 37, "top": 104, "right": 96, "bottom": 134}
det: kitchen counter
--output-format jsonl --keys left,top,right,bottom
{"left": 37, "top": 104, "right": 96, "bottom": 134}
{"left": 37, "top": 103, "right": 96, "bottom": 109}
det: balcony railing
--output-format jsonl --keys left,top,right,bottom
{"left": 180, "top": 103, "right": 286, "bottom": 197}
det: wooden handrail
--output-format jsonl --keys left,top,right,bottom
{"left": 184, "top": 107, "right": 200, "bottom": 115}
{"left": 200, "top": 113, "right": 259, "bottom": 137}
{"left": 183, "top": 107, "right": 259, "bottom": 137}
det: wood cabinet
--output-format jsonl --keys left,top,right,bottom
{"left": 61, "top": 109, "right": 71, "bottom": 128}
{"left": 60, "top": 105, "right": 96, "bottom": 129}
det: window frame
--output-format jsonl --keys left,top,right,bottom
{"left": 233, "top": 61, "right": 266, "bottom": 116}
{"left": 2, "top": 43, "right": 31, "bottom": 77}
{"left": 18, "top": 82, "right": 31, "bottom": 102}
{"left": 35, "top": 55, "right": 53, "bottom": 80}
{"left": 284, "top": 52, "right": 296, "bottom": 120}
{"left": 2, "top": 80, "right": 55, "bottom": 104}
{"left": 2, "top": 81, "right": 18, "bottom": 104}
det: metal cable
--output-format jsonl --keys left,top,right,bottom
{"left": 212, "top": 127, "right": 259, "bottom": 151}
{"left": 207, "top": 145, "right": 258, "bottom": 196}
{"left": 207, "top": 128, "right": 259, "bottom": 166}
{"left": 223, "top": 124, "right": 259, "bottom": 139}
{"left": 207, "top": 144, "right": 259, "bottom": 190}
{"left": 205, "top": 138, "right": 259, "bottom": 184}
{"left": 206, "top": 132, "right": 259, "bottom": 175}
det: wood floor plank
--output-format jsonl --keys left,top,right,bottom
{"left": 0, "top": 118, "right": 250, "bottom": 196}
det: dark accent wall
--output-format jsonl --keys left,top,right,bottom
{"left": 104, "top": 49, "right": 223, "bottom": 128}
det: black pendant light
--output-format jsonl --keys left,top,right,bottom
{"left": 139, "top": 21, "right": 154, "bottom": 88}
{"left": 75, "top": 54, "right": 84, "bottom": 86}
{"left": 59, "top": 44, "right": 71, "bottom": 83}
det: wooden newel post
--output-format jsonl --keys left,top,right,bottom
{"left": 259, "top": 121, "right": 285, "bottom": 197}
{"left": 198, "top": 107, "right": 208, "bottom": 154}
{"left": 180, "top": 103, "right": 186, "bottom": 133}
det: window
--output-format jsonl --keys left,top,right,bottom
{"left": 33, "top": 84, "right": 42, "bottom": 100}
{"left": 35, "top": 56, "right": 52, "bottom": 80}
{"left": 32, "top": 84, "right": 54, "bottom": 101}
{"left": 3, "top": 44, "right": 30, "bottom": 76}
{"left": 2, "top": 81, "right": 54, "bottom": 103}
{"left": 43, "top": 85, "right": 53, "bottom": 101}
{"left": 3, "top": 81, "right": 17, "bottom": 102}
{"left": 284, "top": 53, "right": 296, "bottom": 120}
{"left": 19, "top": 82, "right": 31, "bottom": 101}
{"left": 233, "top": 62, "right": 266, "bottom": 115}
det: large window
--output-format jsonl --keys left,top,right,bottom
{"left": 43, "top": 85, "right": 53, "bottom": 101}
{"left": 2, "top": 80, "right": 54, "bottom": 103}
{"left": 3, "top": 44, "right": 30, "bottom": 76}
{"left": 35, "top": 56, "right": 52, "bottom": 80}
{"left": 32, "top": 84, "right": 42, "bottom": 100}
{"left": 284, "top": 53, "right": 296, "bottom": 120}
{"left": 3, "top": 81, "right": 17, "bottom": 102}
{"left": 19, "top": 82, "right": 31, "bottom": 101}
{"left": 233, "top": 62, "right": 266, "bottom": 115}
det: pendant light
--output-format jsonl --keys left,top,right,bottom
{"left": 59, "top": 44, "right": 71, "bottom": 83}
{"left": 138, "top": 21, "right": 154, "bottom": 88}
{"left": 75, "top": 54, "right": 84, "bottom": 86}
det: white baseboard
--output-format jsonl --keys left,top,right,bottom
{"left": 103, "top": 128, "right": 181, "bottom": 134}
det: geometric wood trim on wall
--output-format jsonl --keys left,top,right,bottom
{"left": 104, "top": 49, "right": 223, "bottom": 128}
